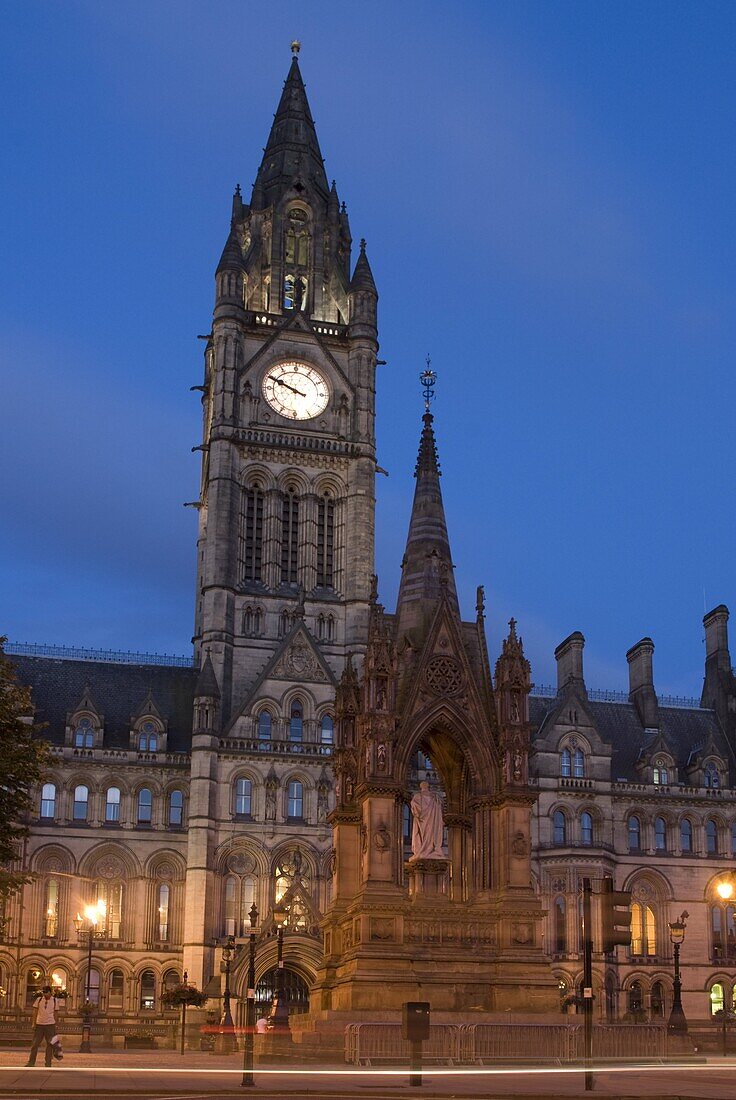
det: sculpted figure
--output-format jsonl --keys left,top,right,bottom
{"left": 410, "top": 781, "right": 445, "bottom": 859}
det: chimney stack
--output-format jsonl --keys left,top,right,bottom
{"left": 554, "top": 632, "right": 586, "bottom": 695}
{"left": 627, "top": 637, "right": 659, "bottom": 729}
{"left": 702, "top": 604, "right": 731, "bottom": 710}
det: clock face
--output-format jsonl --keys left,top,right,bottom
{"left": 262, "top": 360, "right": 330, "bottom": 421}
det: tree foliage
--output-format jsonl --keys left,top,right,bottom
{"left": 0, "top": 638, "right": 50, "bottom": 916}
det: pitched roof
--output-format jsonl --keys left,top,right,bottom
{"left": 11, "top": 654, "right": 196, "bottom": 752}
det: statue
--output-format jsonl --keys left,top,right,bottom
{"left": 410, "top": 781, "right": 445, "bottom": 859}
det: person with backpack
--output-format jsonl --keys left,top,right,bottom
{"left": 25, "top": 985, "right": 59, "bottom": 1067}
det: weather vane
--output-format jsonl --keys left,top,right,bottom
{"left": 419, "top": 355, "right": 437, "bottom": 412}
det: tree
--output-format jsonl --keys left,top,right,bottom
{"left": 0, "top": 638, "right": 50, "bottom": 926}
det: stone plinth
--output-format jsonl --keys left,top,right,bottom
{"left": 405, "top": 858, "right": 449, "bottom": 898}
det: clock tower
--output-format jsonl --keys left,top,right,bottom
{"left": 192, "top": 46, "right": 378, "bottom": 725}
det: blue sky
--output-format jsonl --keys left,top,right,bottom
{"left": 1, "top": 0, "right": 735, "bottom": 696}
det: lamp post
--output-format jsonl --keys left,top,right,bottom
{"left": 715, "top": 880, "right": 734, "bottom": 1054}
{"left": 241, "top": 903, "right": 259, "bottom": 1088}
{"left": 667, "top": 911, "right": 689, "bottom": 1033}
{"left": 73, "top": 901, "right": 105, "bottom": 1053}
{"left": 268, "top": 904, "right": 290, "bottom": 1035}
{"left": 218, "top": 935, "right": 236, "bottom": 1054}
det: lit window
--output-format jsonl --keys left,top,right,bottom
{"left": 710, "top": 982, "right": 725, "bottom": 1016}
{"left": 287, "top": 780, "right": 304, "bottom": 820}
{"left": 631, "top": 901, "right": 657, "bottom": 955}
{"left": 234, "top": 778, "right": 252, "bottom": 817}
{"left": 74, "top": 717, "right": 94, "bottom": 748}
{"left": 105, "top": 787, "right": 120, "bottom": 823}
{"left": 137, "top": 788, "right": 152, "bottom": 824}
{"left": 95, "top": 880, "right": 123, "bottom": 939}
{"left": 140, "top": 969, "right": 156, "bottom": 1010}
{"left": 553, "top": 810, "right": 566, "bottom": 846}
{"left": 73, "top": 785, "right": 89, "bottom": 822}
{"left": 628, "top": 815, "right": 641, "bottom": 852}
{"left": 168, "top": 789, "right": 184, "bottom": 827}
{"left": 223, "top": 873, "right": 255, "bottom": 937}
{"left": 40, "top": 783, "right": 56, "bottom": 819}
{"left": 653, "top": 759, "right": 668, "bottom": 785}
{"left": 158, "top": 883, "right": 170, "bottom": 941}
{"left": 44, "top": 878, "right": 59, "bottom": 937}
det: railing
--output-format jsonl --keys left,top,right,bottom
{"left": 531, "top": 684, "right": 702, "bottom": 709}
{"left": 344, "top": 1022, "right": 668, "bottom": 1066}
{"left": 5, "top": 642, "right": 194, "bottom": 668}
{"left": 220, "top": 735, "right": 333, "bottom": 758}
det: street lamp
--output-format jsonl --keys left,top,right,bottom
{"left": 716, "top": 879, "right": 734, "bottom": 902}
{"left": 268, "top": 903, "right": 290, "bottom": 1035}
{"left": 73, "top": 900, "right": 106, "bottom": 1053}
{"left": 241, "top": 903, "right": 259, "bottom": 1088}
{"left": 667, "top": 911, "right": 689, "bottom": 1033}
{"left": 218, "top": 935, "right": 236, "bottom": 1054}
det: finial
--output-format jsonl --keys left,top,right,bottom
{"left": 476, "top": 585, "right": 485, "bottom": 618}
{"left": 508, "top": 617, "right": 517, "bottom": 639}
{"left": 360, "top": 238, "right": 366, "bottom": 252}
{"left": 234, "top": 183, "right": 241, "bottom": 197}
{"left": 291, "top": 40, "right": 301, "bottom": 56}
{"left": 340, "top": 201, "right": 347, "bottom": 214}
{"left": 420, "top": 356, "right": 437, "bottom": 413}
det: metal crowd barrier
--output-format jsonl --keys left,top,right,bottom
{"left": 345, "top": 1022, "right": 668, "bottom": 1065}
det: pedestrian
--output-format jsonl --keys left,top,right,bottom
{"left": 25, "top": 985, "right": 58, "bottom": 1067}
{"left": 255, "top": 1015, "right": 269, "bottom": 1034}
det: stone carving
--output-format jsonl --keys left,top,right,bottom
{"left": 227, "top": 852, "right": 254, "bottom": 875}
{"left": 156, "top": 861, "right": 175, "bottom": 880}
{"left": 317, "top": 784, "right": 329, "bottom": 823}
{"left": 376, "top": 742, "right": 387, "bottom": 772}
{"left": 328, "top": 849, "right": 337, "bottom": 877}
{"left": 373, "top": 823, "right": 391, "bottom": 852}
{"left": 370, "top": 916, "right": 394, "bottom": 941}
{"left": 511, "top": 832, "right": 528, "bottom": 858}
{"left": 271, "top": 630, "right": 328, "bottom": 682}
{"left": 410, "top": 782, "right": 445, "bottom": 859}
{"left": 512, "top": 922, "right": 532, "bottom": 945}
{"left": 424, "top": 655, "right": 463, "bottom": 697}
{"left": 96, "top": 858, "right": 123, "bottom": 879}
{"left": 265, "top": 781, "right": 277, "bottom": 822}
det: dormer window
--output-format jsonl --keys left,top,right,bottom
{"left": 138, "top": 721, "right": 158, "bottom": 753}
{"left": 704, "top": 762, "right": 720, "bottom": 789}
{"left": 74, "top": 717, "right": 94, "bottom": 748}
{"left": 653, "top": 758, "right": 668, "bottom": 785}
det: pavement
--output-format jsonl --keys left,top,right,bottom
{"left": 0, "top": 1050, "right": 735, "bottom": 1100}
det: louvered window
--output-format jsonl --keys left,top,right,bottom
{"left": 317, "top": 493, "right": 335, "bottom": 588}
{"left": 239, "top": 486, "right": 264, "bottom": 583}
{"left": 281, "top": 491, "right": 299, "bottom": 584}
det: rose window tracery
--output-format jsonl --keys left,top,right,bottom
{"left": 424, "top": 655, "right": 464, "bottom": 696}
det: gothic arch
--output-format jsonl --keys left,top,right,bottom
{"left": 30, "top": 844, "right": 75, "bottom": 874}
{"left": 276, "top": 468, "right": 310, "bottom": 495}
{"left": 79, "top": 841, "right": 141, "bottom": 881}
{"left": 215, "top": 841, "right": 268, "bottom": 879}
{"left": 144, "top": 850, "right": 186, "bottom": 881}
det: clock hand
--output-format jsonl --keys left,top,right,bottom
{"left": 275, "top": 378, "right": 307, "bottom": 397}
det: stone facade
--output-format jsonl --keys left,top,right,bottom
{"left": 3, "top": 51, "right": 736, "bottom": 1033}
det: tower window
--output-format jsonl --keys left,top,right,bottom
{"left": 317, "top": 493, "right": 335, "bottom": 588}
{"left": 281, "top": 491, "right": 299, "bottom": 584}
{"left": 283, "top": 275, "right": 295, "bottom": 310}
{"left": 239, "top": 486, "right": 264, "bottom": 583}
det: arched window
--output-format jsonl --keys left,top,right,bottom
{"left": 258, "top": 711, "right": 272, "bottom": 746}
{"left": 137, "top": 788, "right": 153, "bottom": 824}
{"left": 96, "top": 879, "right": 123, "bottom": 939}
{"left": 560, "top": 749, "right": 571, "bottom": 778}
{"left": 627, "top": 980, "right": 643, "bottom": 1015}
{"left": 287, "top": 780, "right": 304, "bottom": 821}
{"left": 139, "top": 969, "right": 156, "bottom": 1010}
{"left": 651, "top": 816, "right": 666, "bottom": 851}
{"left": 710, "top": 982, "right": 726, "bottom": 1015}
{"left": 50, "top": 967, "right": 66, "bottom": 997}
{"left": 552, "top": 810, "right": 567, "bottom": 846}
{"left": 580, "top": 811, "right": 593, "bottom": 846}
{"left": 168, "top": 789, "right": 184, "bottom": 827}
{"left": 573, "top": 749, "right": 585, "bottom": 778}
{"left": 631, "top": 901, "right": 657, "bottom": 955}
{"left": 108, "top": 968, "right": 125, "bottom": 1011}
{"left": 320, "top": 715, "right": 334, "bottom": 755}
{"left": 554, "top": 897, "right": 566, "bottom": 953}
{"left": 234, "top": 778, "right": 253, "bottom": 817}
{"left": 105, "top": 787, "right": 120, "bottom": 823}
{"left": 138, "top": 721, "right": 158, "bottom": 753}
{"left": 651, "top": 980, "right": 665, "bottom": 1018}
{"left": 653, "top": 758, "right": 668, "bottom": 785}
{"left": 711, "top": 902, "right": 736, "bottom": 961}
{"left": 223, "top": 873, "right": 256, "bottom": 937}
{"left": 157, "top": 883, "right": 170, "bottom": 941}
{"left": 73, "top": 785, "right": 89, "bottom": 821}
{"left": 87, "top": 967, "right": 100, "bottom": 1006}
{"left": 289, "top": 702, "right": 303, "bottom": 743}
{"left": 239, "top": 485, "right": 264, "bottom": 584}
{"left": 44, "top": 878, "right": 59, "bottom": 937}
{"left": 317, "top": 492, "right": 335, "bottom": 588}
{"left": 704, "top": 762, "right": 720, "bottom": 789}
{"left": 706, "top": 818, "right": 719, "bottom": 855}
{"left": 74, "top": 717, "right": 94, "bottom": 748}
{"left": 279, "top": 609, "right": 291, "bottom": 636}
{"left": 680, "top": 817, "right": 693, "bottom": 852}
{"left": 628, "top": 815, "right": 641, "bottom": 852}
{"left": 281, "top": 490, "right": 299, "bottom": 584}
{"left": 163, "top": 969, "right": 179, "bottom": 996}
{"left": 40, "top": 783, "right": 56, "bottom": 819}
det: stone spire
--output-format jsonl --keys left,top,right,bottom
{"left": 251, "top": 52, "right": 329, "bottom": 208}
{"left": 395, "top": 385, "right": 459, "bottom": 641}
{"left": 349, "top": 240, "right": 377, "bottom": 294}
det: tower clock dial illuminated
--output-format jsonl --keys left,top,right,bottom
{"left": 262, "top": 360, "right": 330, "bottom": 421}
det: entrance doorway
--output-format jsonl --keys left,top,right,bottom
{"left": 255, "top": 967, "right": 310, "bottom": 1017}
